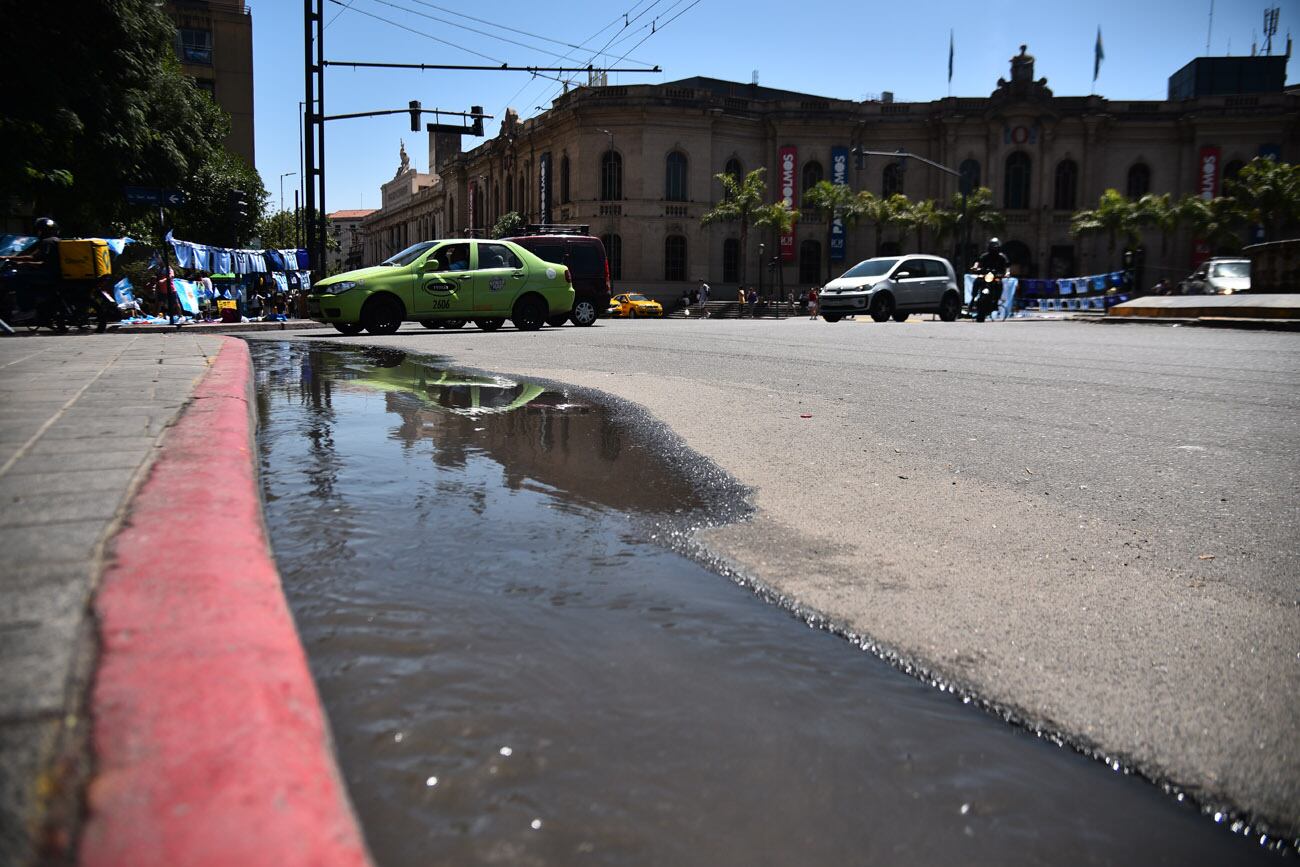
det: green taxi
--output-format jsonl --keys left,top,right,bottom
{"left": 308, "top": 238, "right": 574, "bottom": 335}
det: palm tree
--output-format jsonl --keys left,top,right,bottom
{"left": 701, "top": 168, "right": 769, "bottom": 285}
{"left": 1071, "top": 189, "right": 1141, "bottom": 267}
{"left": 753, "top": 200, "right": 799, "bottom": 296}
{"left": 854, "top": 190, "right": 895, "bottom": 257}
{"left": 887, "top": 194, "right": 918, "bottom": 250}
{"left": 1178, "top": 194, "right": 1247, "bottom": 255}
{"left": 1134, "top": 193, "right": 1181, "bottom": 258}
{"left": 1225, "top": 156, "right": 1300, "bottom": 242}
{"left": 962, "top": 187, "right": 1005, "bottom": 251}
{"left": 800, "top": 179, "right": 858, "bottom": 284}
{"left": 907, "top": 199, "right": 948, "bottom": 255}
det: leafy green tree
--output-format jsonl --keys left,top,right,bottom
{"left": 800, "top": 180, "right": 859, "bottom": 284}
{"left": 1071, "top": 189, "right": 1142, "bottom": 266}
{"left": 702, "top": 168, "right": 770, "bottom": 285}
{"left": 0, "top": 0, "right": 256, "bottom": 237}
{"left": 257, "top": 207, "right": 331, "bottom": 251}
{"left": 170, "top": 150, "right": 267, "bottom": 247}
{"left": 1225, "top": 157, "right": 1300, "bottom": 242}
{"left": 957, "top": 187, "right": 1005, "bottom": 263}
{"left": 752, "top": 201, "right": 798, "bottom": 294}
{"left": 491, "top": 211, "right": 526, "bottom": 239}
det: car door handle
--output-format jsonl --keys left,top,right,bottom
{"left": 456, "top": 274, "right": 472, "bottom": 280}
{"left": 512, "top": 271, "right": 525, "bottom": 278}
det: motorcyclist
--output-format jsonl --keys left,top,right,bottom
{"left": 1, "top": 218, "right": 61, "bottom": 326}
{"left": 973, "top": 237, "right": 1009, "bottom": 277}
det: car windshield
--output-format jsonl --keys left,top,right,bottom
{"left": 628, "top": 294, "right": 649, "bottom": 302}
{"left": 381, "top": 241, "right": 437, "bottom": 267}
{"left": 840, "top": 257, "right": 900, "bottom": 279}
{"left": 1210, "top": 261, "right": 1249, "bottom": 278}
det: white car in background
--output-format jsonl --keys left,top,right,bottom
{"left": 1180, "top": 258, "right": 1251, "bottom": 295}
{"left": 818, "top": 254, "right": 963, "bottom": 323}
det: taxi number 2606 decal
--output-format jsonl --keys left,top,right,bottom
{"left": 424, "top": 297, "right": 452, "bottom": 309}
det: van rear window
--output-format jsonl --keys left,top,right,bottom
{"left": 568, "top": 244, "right": 604, "bottom": 276}
{"left": 525, "top": 243, "right": 566, "bottom": 264}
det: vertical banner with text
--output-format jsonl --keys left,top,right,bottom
{"left": 830, "top": 146, "right": 849, "bottom": 262}
{"left": 539, "top": 152, "right": 552, "bottom": 225}
{"left": 1192, "top": 145, "right": 1220, "bottom": 266}
{"left": 779, "top": 146, "right": 797, "bottom": 262}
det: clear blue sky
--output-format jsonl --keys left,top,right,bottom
{"left": 250, "top": 0, "right": 1297, "bottom": 214}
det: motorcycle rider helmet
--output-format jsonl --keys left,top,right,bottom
{"left": 34, "top": 217, "right": 59, "bottom": 237}
{"left": 987, "top": 237, "right": 1001, "bottom": 253}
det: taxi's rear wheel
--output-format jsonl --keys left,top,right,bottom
{"left": 546, "top": 314, "right": 569, "bottom": 327}
{"left": 361, "top": 295, "right": 403, "bottom": 335}
{"left": 333, "top": 322, "right": 363, "bottom": 335}
{"left": 570, "top": 300, "right": 598, "bottom": 327}
{"left": 474, "top": 318, "right": 503, "bottom": 332}
{"left": 511, "top": 295, "right": 547, "bottom": 331}
{"left": 443, "top": 319, "right": 467, "bottom": 329}
{"left": 419, "top": 319, "right": 440, "bottom": 329}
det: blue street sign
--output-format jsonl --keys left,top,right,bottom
{"left": 124, "top": 186, "right": 187, "bottom": 207}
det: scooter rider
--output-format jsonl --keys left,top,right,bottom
{"left": 1, "top": 218, "right": 61, "bottom": 325}
{"left": 974, "top": 237, "right": 1009, "bottom": 278}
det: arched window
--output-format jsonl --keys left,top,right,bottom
{"left": 665, "top": 151, "right": 689, "bottom": 201}
{"left": 1004, "top": 152, "right": 1031, "bottom": 209}
{"left": 600, "top": 150, "right": 622, "bottom": 201}
{"left": 723, "top": 157, "right": 743, "bottom": 200}
{"left": 560, "top": 154, "right": 571, "bottom": 204}
{"left": 723, "top": 238, "right": 740, "bottom": 283}
{"left": 518, "top": 174, "right": 526, "bottom": 217}
{"left": 505, "top": 176, "right": 513, "bottom": 212}
{"left": 1053, "top": 160, "right": 1078, "bottom": 210}
{"left": 959, "top": 159, "right": 980, "bottom": 195}
{"left": 882, "top": 162, "right": 904, "bottom": 197}
{"left": 665, "top": 235, "right": 687, "bottom": 281}
{"left": 802, "top": 161, "right": 823, "bottom": 195}
{"left": 799, "top": 240, "right": 822, "bottom": 285}
{"left": 601, "top": 233, "right": 622, "bottom": 280}
{"left": 1126, "top": 163, "right": 1151, "bottom": 199}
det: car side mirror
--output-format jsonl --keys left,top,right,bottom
{"left": 424, "top": 261, "right": 443, "bottom": 272}
{"left": 895, "top": 271, "right": 910, "bottom": 279}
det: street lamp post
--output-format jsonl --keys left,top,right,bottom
{"left": 758, "top": 242, "right": 765, "bottom": 301}
{"left": 280, "top": 172, "right": 297, "bottom": 213}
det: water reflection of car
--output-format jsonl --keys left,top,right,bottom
{"left": 608, "top": 293, "right": 663, "bottom": 318}
{"left": 1179, "top": 258, "right": 1251, "bottom": 295}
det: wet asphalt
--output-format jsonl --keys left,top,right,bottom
{"left": 250, "top": 317, "right": 1300, "bottom": 842}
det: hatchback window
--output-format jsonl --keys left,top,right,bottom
{"left": 1210, "top": 261, "right": 1249, "bottom": 278}
{"left": 479, "top": 243, "right": 523, "bottom": 270}
{"left": 382, "top": 241, "right": 438, "bottom": 267}
{"left": 925, "top": 259, "right": 950, "bottom": 278}
{"left": 897, "top": 260, "right": 929, "bottom": 278}
{"left": 841, "top": 257, "right": 899, "bottom": 278}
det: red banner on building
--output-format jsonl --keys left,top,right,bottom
{"left": 1192, "top": 146, "right": 1220, "bottom": 266}
{"left": 779, "top": 146, "right": 797, "bottom": 262}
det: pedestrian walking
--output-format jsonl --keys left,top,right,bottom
{"left": 808, "top": 287, "right": 819, "bottom": 319}
{"left": 738, "top": 285, "right": 747, "bottom": 316}
{"left": 680, "top": 287, "right": 691, "bottom": 316}
{"left": 746, "top": 285, "right": 758, "bottom": 318}
{"left": 699, "top": 280, "right": 710, "bottom": 316}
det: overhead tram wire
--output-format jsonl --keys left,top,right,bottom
{"left": 392, "top": 0, "right": 657, "bottom": 67}
{"left": 324, "top": 0, "right": 357, "bottom": 28}
{"left": 353, "top": 0, "right": 620, "bottom": 65}
{"left": 541, "top": 0, "right": 670, "bottom": 103}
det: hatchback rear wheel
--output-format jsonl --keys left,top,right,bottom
{"left": 570, "top": 300, "right": 598, "bottom": 327}
{"left": 938, "top": 292, "right": 961, "bottom": 322}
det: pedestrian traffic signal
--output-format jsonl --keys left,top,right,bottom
{"left": 409, "top": 100, "right": 422, "bottom": 132}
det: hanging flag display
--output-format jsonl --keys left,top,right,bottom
{"left": 539, "top": 152, "right": 552, "bottom": 224}
{"left": 1093, "top": 27, "right": 1104, "bottom": 82}
{"left": 779, "top": 146, "right": 797, "bottom": 263}
{"left": 948, "top": 30, "right": 955, "bottom": 84}
{"left": 1192, "top": 146, "right": 1221, "bottom": 266}
{"left": 830, "top": 146, "right": 849, "bottom": 262}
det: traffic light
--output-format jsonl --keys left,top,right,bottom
{"left": 470, "top": 105, "right": 484, "bottom": 137}
{"left": 409, "top": 100, "right": 421, "bottom": 132}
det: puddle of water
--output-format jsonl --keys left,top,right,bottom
{"left": 252, "top": 342, "right": 1276, "bottom": 866}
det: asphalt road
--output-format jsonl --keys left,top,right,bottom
{"left": 264, "top": 317, "right": 1300, "bottom": 840}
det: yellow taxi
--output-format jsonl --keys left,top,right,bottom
{"left": 608, "top": 292, "right": 664, "bottom": 318}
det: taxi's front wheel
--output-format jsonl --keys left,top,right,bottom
{"left": 362, "top": 295, "right": 403, "bottom": 335}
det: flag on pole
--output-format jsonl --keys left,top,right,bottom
{"left": 1093, "top": 26, "right": 1104, "bottom": 82}
{"left": 948, "top": 30, "right": 954, "bottom": 83}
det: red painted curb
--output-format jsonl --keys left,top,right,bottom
{"left": 81, "top": 338, "right": 371, "bottom": 867}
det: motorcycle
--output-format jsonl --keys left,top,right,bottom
{"left": 0, "top": 259, "right": 113, "bottom": 333}
{"left": 969, "top": 268, "right": 1004, "bottom": 322}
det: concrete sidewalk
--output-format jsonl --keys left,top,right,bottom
{"left": 1109, "top": 293, "right": 1300, "bottom": 320}
{"left": 1, "top": 333, "right": 224, "bottom": 863}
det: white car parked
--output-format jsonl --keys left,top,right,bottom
{"left": 818, "top": 254, "right": 963, "bottom": 322}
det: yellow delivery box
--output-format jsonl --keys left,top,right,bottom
{"left": 59, "top": 239, "right": 112, "bottom": 279}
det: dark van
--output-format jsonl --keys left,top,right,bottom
{"left": 506, "top": 225, "right": 609, "bottom": 326}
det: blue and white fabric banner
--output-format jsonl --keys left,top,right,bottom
{"left": 112, "top": 277, "right": 134, "bottom": 305}
{"left": 963, "top": 275, "right": 1019, "bottom": 318}
{"left": 165, "top": 231, "right": 307, "bottom": 276}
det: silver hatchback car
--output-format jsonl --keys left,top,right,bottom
{"left": 818, "top": 254, "right": 963, "bottom": 322}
